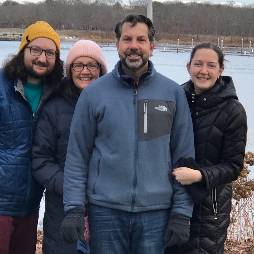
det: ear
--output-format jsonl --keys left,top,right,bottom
{"left": 219, "top": 66, "right": 224, "bottom": 76}
{"left": 187, "top": 63, "right": 191, "bottom": 75}
{"left": 149, "top": 43, "right": 155, "bottom": 56}
{"left": 116, "top": 41, "right": 119, "bottom": 51}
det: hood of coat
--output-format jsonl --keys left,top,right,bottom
{"left": 182, "top": 76, "right": 238, "bottom": 109}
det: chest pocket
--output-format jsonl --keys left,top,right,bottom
{"left": 138, "top": 99, "right": 175, "bottom": 141}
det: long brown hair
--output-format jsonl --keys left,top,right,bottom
{"left": 3, "top": 48, "right": 64, "bottom": 92}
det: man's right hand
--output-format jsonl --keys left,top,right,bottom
{"left": 60, "top": 206, "right": 86, "bottom": 243}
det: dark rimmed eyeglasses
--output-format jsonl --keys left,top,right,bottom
{"left": 26, "top": 46, "right": 58, "bottom": 59}
{"left": 72, "top": 62, "right": 100, "bottom": 72}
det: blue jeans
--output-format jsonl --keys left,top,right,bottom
{"left": 88, "top": 204, "right": 169, "bottom": 254}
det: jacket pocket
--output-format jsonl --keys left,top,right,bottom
{"left": 138, "top": 99, "right": 175, "bottom": 141}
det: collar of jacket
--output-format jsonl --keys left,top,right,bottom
{"left": 183, "top": 76, "right": 238, "bottom": 109}
{"left": 117, "top": 60, "right": 153, "bottom": 86}
{"left": 14, "top": 78, "right": 53, "bottom": 114}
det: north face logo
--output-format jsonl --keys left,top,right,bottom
{"left": 155, "top": 105, "right": 167, "bottom": 112}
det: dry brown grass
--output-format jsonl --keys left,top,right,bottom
{"left": 36, "top": 230, "right": 43, "bottom": 254}
{"left": 225, "top": 152, "right": 254, "bottom": 253}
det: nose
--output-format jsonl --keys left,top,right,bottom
{"left": 37, "top": 51, "right": 47, "bottom": 62}
{"left": 200, "top": 65, "right": 208, "bottom": 74}
{"left": 81, "top": 66, "right": 90, "bottom": 74}
{"left": 129, "top": 39, "right": 139, "bottom": 49}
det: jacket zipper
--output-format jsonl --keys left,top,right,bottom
{"left": 144, "top": 100, "right": 148, "bottom": 134}
{"left": 132, "top": 84, "right": 138, "bottom": 211}
{"left": 212, "top": 187, "right": 218, "bottom": 219}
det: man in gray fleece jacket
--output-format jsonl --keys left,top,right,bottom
{"left": 60, "top": 14, "right": 195, "bottom": 254}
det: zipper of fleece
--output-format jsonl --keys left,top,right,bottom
{"left": 144, "top": 100, "right": 148, "bottom": 134}
{"left": 131, "top": 84, "right": 138, "bottom": 212}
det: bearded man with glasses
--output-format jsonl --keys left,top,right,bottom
{"left": 0, "top": 21, "right": 64, "bottom": 254}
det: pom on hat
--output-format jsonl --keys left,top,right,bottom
{"left": 18, "top": 21, "right": 60, "bottom": 54}
{"left": 65, "top": 40, "right": 107, "bottom": 78}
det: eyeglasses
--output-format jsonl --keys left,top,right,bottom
{"left": 72, "top": 62, "right": 100, "bottom": 72}
{"left": 26, "top": 46, "right": 58, "bottom": 59}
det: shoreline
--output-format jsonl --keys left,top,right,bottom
{"left": 1, "top": 28, "right": 254, "bottom": 48}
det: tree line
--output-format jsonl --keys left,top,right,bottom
{"left": 1, "top": 0, "right": 254, "bottom": 42}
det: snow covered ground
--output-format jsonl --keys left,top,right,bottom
{"left": 38, "top": 194, "right": 45, "bottom": 231}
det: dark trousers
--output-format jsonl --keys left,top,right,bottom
{"left": 0, "top": 210, "right": 39, "bottom": 254}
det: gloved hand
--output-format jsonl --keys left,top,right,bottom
{"left": 164, "top": 211, "right": 190, "bottom": 246}
{"left": 178, "top": 157, "right": 198, "bottom": 170}
{"left": 77, "top": 238, "right": 90, "bottom": 254}
{"left": 178, "top": 157, "right": 209, "bottom": 204}
{"left": 60, "top": 206, "right": 86, "bottom": 244}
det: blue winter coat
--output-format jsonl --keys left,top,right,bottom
{"left": 0, "top": 69, "right": 50, "bottom": 216}
{"left": 64, "top": 62, "right": 195, "bottom": 217}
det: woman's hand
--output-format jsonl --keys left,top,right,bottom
{"left": 172, "top": 167, "right": 202, "bottom": 185}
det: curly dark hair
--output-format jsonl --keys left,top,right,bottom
{"left": 115, "top": 14, "right": 155, "bottom": 43}
{"left": 3, "top": 48, "right": 64, "bottom": 92}
{"left": 56, "top": 76, "right": 80, "bottom": 98}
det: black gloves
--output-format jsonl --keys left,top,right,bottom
{"left": 164, "top": 211, "right": 190, "bottom": 246}
{"left": 60, "top": 206, "right": 86, "bottom": 244}
{"left": 178, "top": 157, "right": 198, "bottom": 169}
{"left": 178, "top": 157, "right": 209, "bottom": 204}
{"left": 77, "top": 238, "right": 90, "bottom": 254}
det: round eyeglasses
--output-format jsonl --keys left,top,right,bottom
{"left": 72, "top": 62, "right": 100, "bottom": 72}
{"left": 26, "top": 46, "right": 58, "bottom": 59}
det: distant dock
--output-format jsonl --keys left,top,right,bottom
{"left": 0, "top": 33, "right": 22, "bottom": 41}
{"left": 1, "top": 33, "right": 254, "bottom": 57}
{"left": 158, "top": 45, "right": 254, "bottom": 57}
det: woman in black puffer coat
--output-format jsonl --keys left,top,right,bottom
{"left": 165, "top": 42, "right": 247, "bottom": 254}
{"left": 32, "top": 40, "right": 107, "bottom": 254}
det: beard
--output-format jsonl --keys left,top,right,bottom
{"left": 120, "top": 49, "right": 149, "bottom": 71}
{"left": 25, "top": 60, "right": 53, "bottom": 80}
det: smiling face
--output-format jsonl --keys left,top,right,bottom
{"left": 71, "top": 56, "right": 100, "bottom": 91}
{"left": 187, "top": 48, "right": 224, "bottom": 94}
{"left": 24, "top": 37, "right": 57, "bottom": 84}
{"left": 116, "top": 22, "right": 155, "bottom": 76}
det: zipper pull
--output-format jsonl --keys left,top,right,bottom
{"left": 191, "top": 93, "right": 195, "bottom": 103}
{"left": 144, "top": 101, "right": 148, "bottom": 134}
{"left": 133, "top": 86, "right": 137, "bottom": 104}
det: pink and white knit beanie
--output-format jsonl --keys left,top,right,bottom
{"left": 65, "top": 40, "right": 107, "bottom": 77}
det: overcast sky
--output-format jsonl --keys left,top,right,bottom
{"left": 2, "top": 0, "right": 254, "bottom": 6}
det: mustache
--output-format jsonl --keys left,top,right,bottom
{"left": 33, "top": 60, "right": 48, "bottom": 67}
{"left": 125, "top": 49, "right": 143, "bottom": 57}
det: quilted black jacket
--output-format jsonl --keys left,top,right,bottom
{"left": 175, "top": 76, "right": 247, "bottom": 254}
{"left": 32, "top": 91, "right": 79, "bottom": 253}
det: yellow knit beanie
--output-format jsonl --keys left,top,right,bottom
{"left": 18, "top": 21, "right": 60, "bottom": 54}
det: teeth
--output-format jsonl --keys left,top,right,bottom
{"left": 80, "top": 78, "right": 91, "bottom": 81}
